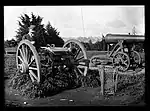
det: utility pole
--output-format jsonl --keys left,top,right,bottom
{"left": 81, "top": 7, "right": 85, "bottom": 37}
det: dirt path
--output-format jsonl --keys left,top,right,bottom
{"left": 5, "top": 84, "right": 104, "bottom": 106}
{"left": 5, "top": 80, "right": 145, "bottom": 107}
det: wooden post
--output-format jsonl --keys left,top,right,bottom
{"left": 112, "top": 67, "right": 115, "bottom": 94}
{"left": 97, "top": 65, "right": 120, "bottom": 95}
{"left": 114, "top": 67, "right": 118, "bottom": 92}
{"left": 107, "top": 44, "right": 109, "bottom": 53}
{"left": 98, "top": 65, "right": 104, "bottom": 95}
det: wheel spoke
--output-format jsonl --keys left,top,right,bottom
{"left": 29, "top": 70, "right": 38, "bottom": 80}
{"left": 77, "top": 63, "right": 87, "bottom": 66}
{"left": 75, "top": 61, "right": 87, "bottom": 67}
{"left": 18, "top": 56, "right": 24, "bottom": 63}
{"left": 74, "top": 48, "right": 81, "bottom": 59}
{"left": 77, "top": 66, "right": 86, "bottom": 69}
{"left": 122, "top": 54, "right": 125, "bottom": 59}
{"left": 19, "top": 49, "right": 24, "bottom": 60}
{"left": 29, "top": 71, "right": 35, "bottom": 82}
{"left": 18, "top": 64, "right": 22, "bottom": 67}
{"left": 28, "top": 56, "right": 35, "bottom": 66}
{"left": 23, "top": 45, "right": 28, "bottom": 63}
{"left": 123, "top": 59, "right": 128, "bottom": 63}
{"left": 28, "top": 49, "right": 32, "bottom": 63}
{"left": 74, "top": 69, "right": 79, "bottom": 78}
{"left": 123, "top": 62, "right": 128, "bottom": 66}
{"left": 118, "top": 54, "right": 122, "bottom": 60}
{"left": 29, "top": 67, "right": 38, "bottom": 70}
{"left": 75, "top": 56, "right": 84, "bottom": 62}
{"left": 123, "top": 59, "right": 128, "bottom": 66}
{"left": 25, "top": 45, "right": 29, "bottom": 62}
{"left": 78, "top": 68, "right": 83, "bottom": 75}
{"left": 22, "top": 45, "right": 26, "bottom": 59}
{"left": 75, "top": 67, "right": 83, "bottom": 75}
{"left": 119, "top": 55, "right": 124, "bottom": 63}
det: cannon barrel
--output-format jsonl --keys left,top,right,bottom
{"left": 104, "top": 34, "right": 145, "bottom": 43}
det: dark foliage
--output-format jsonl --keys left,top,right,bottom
{"left": 15, "top": 13, "right": 64, "bottom": 49}
{"left": 4, "top": 39, "right": 17, "bottom": 48}
{"left": 45, "top": 22, "right": 64, "bottom": 47}
{"left": 81, "top": 39, "right": 107, "bottom": 51}
{"left": 7, "top": 66, "right": 82, "bottom": 99}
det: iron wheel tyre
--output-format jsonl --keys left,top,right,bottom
{"left": 112, "top": 51, "right": 130, "bottom": 72}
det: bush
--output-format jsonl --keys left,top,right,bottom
{"left": 8, "top": 65, "right": 80, "bottom": 99}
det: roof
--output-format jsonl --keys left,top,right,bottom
{"left": 105, "top": 33, "right": 145, "bottom": 38}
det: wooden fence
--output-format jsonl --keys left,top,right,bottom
{"left": 5, "top": 47, "right": 17, "bottom": 55}
{"left": 89, "top": 65, "right": 145, "bottom": 96}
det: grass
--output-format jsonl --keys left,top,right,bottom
{"left": 86, "top": 51, "right": 108, "bottom": 59}
{"left": 4, "top": 52, "right": 145, "bottom": 105}
{"left": 4, "top": 54, "right": 17, "bottom": 78}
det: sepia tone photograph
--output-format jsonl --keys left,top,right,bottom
{"left": 4, "top": 5, "right": 145, "bottom": 107}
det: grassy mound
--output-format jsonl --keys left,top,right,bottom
{"left": 115, "top": 73, "right": 145, "bottom": 105}
{"left": 8, "top": 67, "right": 80, "bottom": 99}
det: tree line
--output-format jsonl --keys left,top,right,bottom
{"left": 4, "top": 13, "right": 107, "bottom": 51}
{"left": 4, "top": 37, "right": 107, "bottom": 51}
{"left": 81, "top": 38, "right": 107, "bottom": 51}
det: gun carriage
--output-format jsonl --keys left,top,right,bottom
{"left": 16, "top": 38, "right": 89, "bottom": 83}
{"left": 90, "top": 34, "right": 145, "bottom": 72}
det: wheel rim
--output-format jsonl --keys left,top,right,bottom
{"left": 131, "top": 50, "right": 141, "bottom": 65}
{"left": 63, "top": 39, "right": 88, "bottom": 76}
{"left": 16, "top": 40, "right": 41, "bottom": 83}
{"left": 113, "top": 52, "right": 130, "bottom": 72}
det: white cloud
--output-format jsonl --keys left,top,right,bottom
{"left": 119, "top": 6, "right": 145, "bottom": 26}
{"left": 4, "top": 6, "right": 145, "bottom": 40}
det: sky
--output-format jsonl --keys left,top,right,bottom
{"left": 4, "top": 6, "right": 145, "bottom": 40}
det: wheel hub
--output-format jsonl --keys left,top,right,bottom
{"left": 20, "top": 62, "right": 29, "bottom": 73}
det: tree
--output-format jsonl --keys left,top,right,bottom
{"left": 15, "top": 13, "right": 31, "bottom": 42}
{"left": 15, "top": 13, "right": 65, "bottom": 49}
{"left": 81, "top": 42, "right": 90, "bottom": 51}
{"left": 88, "top": 39, "right": 93, "bottom": 50}
{"left": 30, "top": 13, "right": 47, "bottom": 48}
{"left": 4, "top": 40, "right": 10, "bottom": 48}
{"left": 101, "top": 34, "right": 106, "bottom": 51}
{"left": 4, "top": 38, "right": 17, "bottom": 48}
{"left": 94, "top": 41, "right": 102, "bottom": 51}
{"left": 15, "top": 13, "right": 47, "bottom": 49}
{"left": 45, "top": 22, "right": 64, "bottom": 47}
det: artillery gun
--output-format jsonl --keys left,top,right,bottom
{"left": 16, "top": 38, "right": 89, "bottom": 83}
{"left": 90, "top": 34, "right": 145, "bottom": 72}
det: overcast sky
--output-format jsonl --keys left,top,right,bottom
{"left": 4, "top": 6, "right": 145, "bottom": 40}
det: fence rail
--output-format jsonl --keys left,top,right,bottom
{"left": 5, "top": 47, "right": 17, "bottom": 55}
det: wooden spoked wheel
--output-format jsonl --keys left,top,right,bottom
{"left": 16, "top": 40, "right": 41, "bottom": 83}
{"left": 63, "top": 39, "right": 88, "bottom": 76}
{"left": 112, "top": 51, "right": 130, "bottom": 72}
{"left": 130, "top": 50, "right": 141, "bottom": 66}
